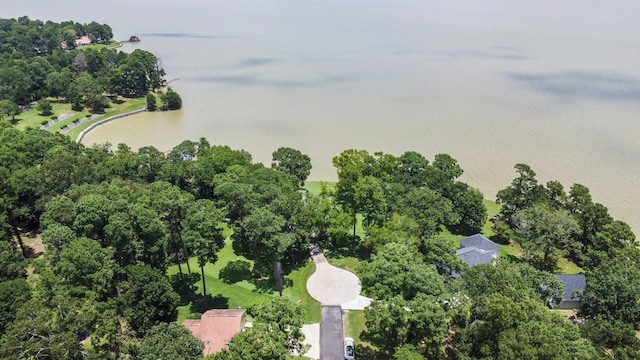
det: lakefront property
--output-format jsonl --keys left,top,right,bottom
{"left": 2, "top": 6, "right": 640, "bottom": 360}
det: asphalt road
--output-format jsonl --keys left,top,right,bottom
{"left": 320, "top": 305, "right": 344, "bottom": 360}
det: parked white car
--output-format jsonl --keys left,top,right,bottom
{"left": 344, "top": 337, "right": 355, "bottom": 360}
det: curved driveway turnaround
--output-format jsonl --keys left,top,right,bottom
{"left": 306, "top": 251, "right": 362, "bottom": 305}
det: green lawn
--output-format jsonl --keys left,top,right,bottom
{"left": 344, "top": 310, "right": 376, "bottom": 352}
{"left": 327, "top": 256, "right": 361, "bottom": 277}
{"left": 13, "top": 97, "right": 147, "bottom": 140}
{"left": 167, "top": 239, "right": 273, "bottom": 324}
{"left": 303, "top": 181, "right": 335, "bottom": 196}
{"left": 282, "top": 260, "right": 321, "bottom": 323}
{"left": 168, "top": 235, "right": 321, "bottom": 324}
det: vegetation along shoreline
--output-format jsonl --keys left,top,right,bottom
{"left": 1, "top": 15, "right": 639, "bottom": 360}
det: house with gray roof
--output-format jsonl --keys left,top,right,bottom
{"left": 459, "top": 234, "right": 500, "bottom": 252}
{"left": 456, "top": 246, "right": 498, "bottom": 267}
{"left": 456, "top": 234, "right": 499, "bottom": 268}
{"left": 555, "top": 274, "right": 586, "bottom": 309}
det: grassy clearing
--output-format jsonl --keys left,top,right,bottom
{"left": 481, "top": 199, "right": 502, "bottom": 237}
{"left": 168, "top": 232, "right": 321, "bottom": 324}
{"left": 303, "top": 181, "right": 335, "bottom": 196}
{"left": 14, "top": 97, "right": 146, "bottom": 140}
{"left": 344, "top": 310, "right": 374, "bottom": 350}
{"left": 167, "top": 239, "right": 272, "bottom": 324}
{"left": 15, "top": 101, "right": 75, "bottom": 130}
{"left": 65, "top": 97, "right": 146, "bottom": 140}
{"left": 327, "top": 256, "right": 361, "bottom": 276}
{"left": 283, "top": 260, "right": 321, "bottom": 323}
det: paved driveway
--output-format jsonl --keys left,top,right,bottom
{"left": 306, "top": 251, "right": 362, "bottom": 305}
{"left": 320, "top": 306, "right": 344, "bottom": 360}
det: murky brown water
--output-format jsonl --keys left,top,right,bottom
{"left": 6, "top": 0, "right": 640, "bottom": 232}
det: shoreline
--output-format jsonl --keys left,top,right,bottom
{"left": 75, "top": 108, "right": 147, "bottom": 143}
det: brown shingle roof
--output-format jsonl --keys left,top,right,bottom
{"left": 183, "top": 309, "right": 246, "bottom": 355}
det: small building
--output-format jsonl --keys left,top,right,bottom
{"left": 456, "top": 234, "right": 500, "bottom": 267}
{"left": 456, "top": 246, "right": 498, "bottom": 267}
{"left": 183, "top": 309, "right": 246, "bottom": 356}
{"left": 459, "top": 233, "right": 500, "bottom": 253}
{"left": 555, "top": 274, "right": 586, "bottom": 309}
{"left": 74, "top": 36, "right": 92, "bottom": 47}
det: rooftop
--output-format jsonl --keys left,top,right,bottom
{"left": 555, "top": 274, "right": 586, "bottom": 301}
{"left": 183, "top": 309, "right": 246, "bottom": 355}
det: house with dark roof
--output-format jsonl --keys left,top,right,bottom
{"left": 183, "top": 309, "right": 246, "bottom": 356}
{"left": 456, "top": 234, "right": 499, "bottom": 268}
{"left": 460, "top": 233, "right": 500, "bottom": 252}
{"left": 456, "top": 246, "right": 498, "bottom": 267}
{"left": 555, "top": 274, "right": 586, "bottom": 309}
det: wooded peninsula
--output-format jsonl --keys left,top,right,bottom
{"left": 1, "top": 17, "right": 639, "bottom": 360}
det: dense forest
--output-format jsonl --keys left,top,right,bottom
{"left": 0, "top": 16, "right": 178, "bottom": 119}
{"left": 2, "top": 15, "right": 640, "bottom": 360}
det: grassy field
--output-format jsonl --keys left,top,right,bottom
{"left": 282, "top": 260, "right": 321, "bottom": 323}
{"left": 167, "top": 236, "right": 321, "bottom": 324}
{"left": 327, "top": 256, "right": 361, "bottom": 276}
{"left": 13, "top": 97, "right": 147, "bottom": 141}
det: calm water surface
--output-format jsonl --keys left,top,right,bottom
{"left": 6, "top": 0, "right": 640, "bottom": 232}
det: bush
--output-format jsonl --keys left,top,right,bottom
{"left": 41, "top": 120, "right": 49, "bottom": 125}
{"left": 51, "top": 115, "right": 58, "bottom": 120}
{"left": 73, "top": 118, "right": 80, "bottom": 123}
{"left": 146, "top": 93, "right": 157, "bottom": 112}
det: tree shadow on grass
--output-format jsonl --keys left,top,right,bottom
{"left": 190, "top": 293, "right": 230, "bottom": 313}
{"left": 169, "top": 272, "right": 202, "bottom": 305}
{"left": 219, "top": 259, "right": 253, "bottom": 284}
{"left": 354, "top": 344, "right": 386, "bottom": 360}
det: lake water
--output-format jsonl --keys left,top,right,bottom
{"left": 5, "top": 0, "right": 640, "bottom": 232}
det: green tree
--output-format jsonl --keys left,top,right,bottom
{"left": 398, "top": 187, "right": 457, "bottom": 239}
{"left": 0, "top": 241, "right": 26, "bottom": 281}
{"left": 118, "top": 264, "right": 179, "bottom": 335}
{"left": 461, "top": 261, "right": 564, "bottom": 307}
{"left": 234, "top": 207, "right": 289, "bottom": 286}
{"left": 354, "top": 175, "right": 387, "bottom": 228}
{"left": 580, "top": 257, "right": 640, "bottom": 327}
{"left": 357, "top": 242, "right": 447, "bottom": 301}
{"left": 271, "top": 147, "right": 312, "bottom": 186}
{"left": 0, "top": 100, "right": 20, "bottom": 122}
{"left": 458, "top": 293, "right": 597, "bottom": 360}
{"left": 496, "top": 163, "right": 545, "bottom": 224}
{"left": 422, "top": 235, "right": 466, "bottom": 276}
{"left": 53, "top": 237, "right": 116, "bottom": 299}
{"left": 221, "top": 323, "right": 288, "bottom": 360}
{"left": 333, "top": 149, "right": 375, "bottom": 238}
{"left": 161, "top": 87, "right": 182, "bottom": 110}
{"left": 513, "top": 203, "right": 579, "bottom": 271}
{"left": 363, "top": 293, "right": 448, "bottom": 358}
{"left": 0, "top": 278, "right": 31, "bottom": 336}
{"left": 36, "top": 98, "right": 52, "bottom": 116}
{"left": 394, "top": 151, "right": 429, "bottom": 188}
{"left": 365, "top": 213, "right": 421, "bottom": 254}
{"left": 182, "top": 199, "right": 225, "bottom": 309}
{"left": 137, "top": 322, "right": 204, "bottom": 360}
{"left": 45, "top": 69, "right": 74, "bottom": 101}
{"left": 0, "top": 294, "right": 98, "bottom": 359}
{"left": 448, "top": 182, "right": 487, "bottom": 234}
{"left": 250, "top": 296, "right": 308, "bottom": 355}
{"left": 581, "top": 319, "right": 640, "bottom": 359}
